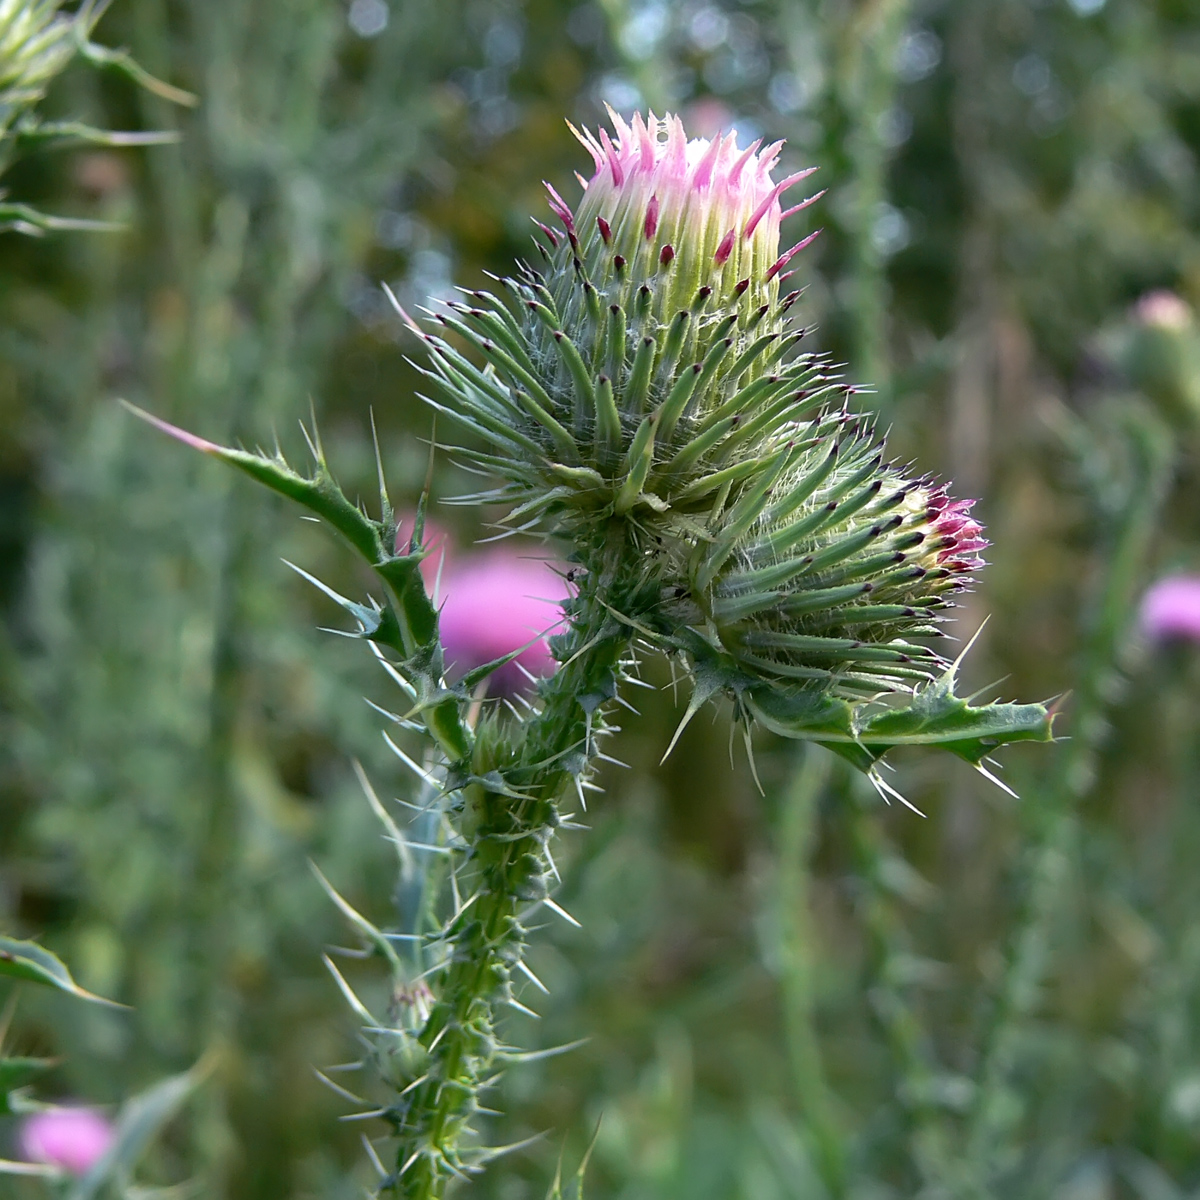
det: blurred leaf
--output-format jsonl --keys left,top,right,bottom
{"left": 66, "top": 1062, "right": 209, "bottom": 1200}
{"left": 0, "top": 1054, "right": 57, "bottom": 1113}
{"left": 0, "top": 1158, "right": 62, "bottom": 1177}
{"left": 0, "top": 936, "right": 122, "bottom": 1006}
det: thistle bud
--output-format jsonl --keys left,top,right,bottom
{"left": 672, "top": 425, "right": 989, "bottom": 698}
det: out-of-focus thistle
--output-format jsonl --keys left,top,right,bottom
{"left": 134, "top": 109, "right": 1052, "bottom": 1198}
{"left": 0, "top": 0, "right": 194, "bottom": 234}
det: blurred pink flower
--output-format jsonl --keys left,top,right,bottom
{"left": 1133, "top": 289, "right": 1192, "bottom": 331}
{"left": 437, "top": 547, "right": 571, "bottom": 693}
{"left": 19, "top": 1106, "right": 114, "bottom": 1175}
{"left": 1140, "top": 575, "right": 1200, "bottom": 642}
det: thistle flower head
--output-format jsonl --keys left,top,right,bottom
{"left": 408, "top": 109, "right": 1032, "bottom": 742}
{"left": 413, "top": 108, "right": 825, "bottom": 549}
{"left": 662, "top": 416, "right": 988, "bottom": 699}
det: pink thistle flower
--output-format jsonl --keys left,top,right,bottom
{"left": 19, "top": 1106, "right": 114, "bottom": 1175}
{"left": 1140, "top": 575, "right": 1200, "bottom": 642}
{"left": 925, "top": 488, "right": 989, "bottom": 574}
{"left": 561, "top": 109, "right": 823, "bottom": 296}
{"left": 437, "top": 547, "right": 571, "bottom": 693}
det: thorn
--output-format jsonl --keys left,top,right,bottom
{"left": 313, "top": 1067, "right": 367, "bottom": 1105}
{"left": 975, "top": 761, "right": 1019, "bottom": 798}
{"left": 869, "top": 769, "right": 927, "bottom": 818}
{"left": 516, "top": 959, "right": 550, "bottom": 994}
{"left": 741, "top": 723, "right": 765, "bottom": 796}
{"left": 542, "top": 897, "right": 582, "bottom": 929}
{"left": 361, "top": 1134, "right": 387, "bottom": 1178}
{"left": 507, "top": 997, "right": 541, "bottom": 1018}
{"left": 322, "top": 954, "right": 377, "bottom": 1024}
{"left": 352, "top": 760, "right": 413, "bottom": 878}
{"left": 381, "top": 732, "right": 441, "bottom": 788}
{"left": 381, "top": 282, "right": 424, "bottom": 336}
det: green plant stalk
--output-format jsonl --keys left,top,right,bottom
{"left": 845, "top": 784, "right": 956, "bottom": 1190}
{"left": 775, "top": 746, "right": 847, "bottom": 1198}
{"left": 394, "top": 577, "right": 631, "bottom": 1198}
{"left": 962, "top": 415, "right": 1173, "bottom": 1193}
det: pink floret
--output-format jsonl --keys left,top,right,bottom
{"left": 20, "top": 1106, "right": 115, "bottom": 1175}
{"left": 438, "top": 548, "right": 571, "bottom": 692}
{"left": 1140, "top": 575, "right": 1200, "bottom": 642}
{"left": 926, "top": 490, "right": 988, "bottom": 572}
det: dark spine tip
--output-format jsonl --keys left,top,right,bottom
{"left": 861, "top": 582, "right": 874, "bottom": 593}
{"left": 697, "top": 286, "right": 712, "bottom": 300}
{"left": 733, "top": 278, "right": 750, "bottom": 297}
{"left": 643, "top": 336, "right": 654, "bottom": 347}
{"left": 553, "top": 331, "right": 564, "bottom": 342}
{"left": 660, "top": 244, "right": 675, "bottom": 266}
{"left": 610, "top": 304, "right": 621, "bottom": 314}
{"left": 613, "top": 255, "right": 627, "bottom": 270}
{"left": 598, "top": 374, "right": 610, "bottom": 384}
{"left": 639, "top": 284, "right": 651, "bottom": 298}
{"left": 692, "top": 363, "right": 703, "bottom": 374}
{"left": 597, "top": 216, "right": 612, "bottom": 243}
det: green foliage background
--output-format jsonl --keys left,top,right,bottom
{"left": 3, "top": 0, "right": 1200, "bottom": 1196}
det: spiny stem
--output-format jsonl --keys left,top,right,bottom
{"left": 390, "top": 579, "right": 630, "bottom": 1199}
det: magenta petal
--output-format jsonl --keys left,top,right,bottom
{"left": 20, "top": 1107, "right": 115, "bottom": 1176}
{"left": 1140, "top": 576, "right": 1200, "bottom": 642}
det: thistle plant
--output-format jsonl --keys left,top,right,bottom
{"left": 135, "top": 110, "right": 1052, "bottom": 1196}
{"left": 0, "top": 0, "right": 193, "bottom": 234}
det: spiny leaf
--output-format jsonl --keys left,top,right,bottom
{"left": 746, "top": 662, "right": 1055, "bottom": 770}
{"left": 122, "top": 404, "right": 385, "bottom": 564}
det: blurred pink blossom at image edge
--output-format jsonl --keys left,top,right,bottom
{"left": 1140, "top": 576, "right": 1200, "bottom": 642}
{"left": 19, "top": 1106, "right": 114, "bottom": 1175}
